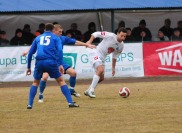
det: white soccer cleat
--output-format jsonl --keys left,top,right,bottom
{"left": 84, "top": 90, "right": 96, "bottom": 98}
{"left": 38, "top": 94, "right": 44, "bottom": 103}
{"left": 38, "top": 99, "right": 44, "bottom": 103}
{"left": 70, "top": 89, "right": 81, "bottom": 98}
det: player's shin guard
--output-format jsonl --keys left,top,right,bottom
{"left": 28, "top": 85, "right": 38, "bottom": 107}
{"left": 89, "top": 74, "right": 100, "bottom": 92}
{"left": 60, "top": 85, "right": 73, "bottom": 104}
{"left": 69, "top": 76, "right": 76, "bottom": 90}
{"left": 39, "top": 80, "right": 46, "bottom": 94}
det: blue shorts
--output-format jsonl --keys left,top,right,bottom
{"left": 62, "top": 61, "right": 71, "bottom": 74}
{"left": 33, "top": 60, "right": 61, "bottom": 80}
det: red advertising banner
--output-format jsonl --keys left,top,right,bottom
{"left": 143, "top": 41, "right": 182, "bottom": 76}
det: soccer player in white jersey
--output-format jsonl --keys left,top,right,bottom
{"left": 84, "top": 27, "right": 127, "bottom": 98}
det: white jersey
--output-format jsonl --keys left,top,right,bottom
{"left": 92, "top": 31, "right": 124, "bottom": 59}
{"left": 89, "top": 31, "right": 124, "bottom": 67}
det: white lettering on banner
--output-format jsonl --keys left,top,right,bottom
{"left": 156, "top": 43, "right": 182, "bottom": 73}
{"left": 158, "top": 51, "right": 173, "bottom": 66}
{"left": 158, "top": 50, "right": 182, "bottom": 66}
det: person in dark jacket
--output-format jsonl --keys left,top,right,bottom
{"left": 66, "top": 23, "right": 83, "bottom": 41}
{"left": 83, "top": 22, "right": 100, "bottom": 44}
{"left": 124, "top": 28, "right": 135, "bottom": 43}
{"left": 132, "top": 19, "right": 152, "bottom": 42}
{"left": 115, "top": 20, "right": 125, "bottom": 34}
{"left": 10, "top": 29, "right": 25, "bottom": 46}
{"left": 171, "top": 28, "right": 182, "bottom": 41}
{"left": 22, "top": 24, "right": 35, "bottom": 45}
{"left": 159, "top": 18, "right": 173, "bottom": 39}
{"left": 0, "top": 30, "right": 10, "bottom": 46}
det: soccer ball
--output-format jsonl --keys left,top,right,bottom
{"left": 119, "top": 87, "right": 130, "bottom": 98}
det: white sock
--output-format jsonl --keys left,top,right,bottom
{"left": 69, "top": 87, "right": 74, "bottom": 90}
{"left": 88, "top": 74, "right": 100, "bottom": 92}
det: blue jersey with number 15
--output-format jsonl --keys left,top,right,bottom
{"left": 28, "top": 31, "right": 63, "bottom": 69}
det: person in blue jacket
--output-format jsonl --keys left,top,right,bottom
{"left": 26, "top": 23, "right": 79, "bottom": 109}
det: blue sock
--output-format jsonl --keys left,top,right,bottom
{"left": 28, "top": 85, "right": 38, "bottom": 107}
{"left": 60, "top": 85, "right": 73, "bottom": 104}
{"left": 69, "top": 76, "right": 76, "bottom": 89}
{"left": 39, "top": 80, "right": 46, "bottom": 94}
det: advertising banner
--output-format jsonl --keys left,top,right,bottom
{"left": 0, "top": 43, "right": 144, "bottom": 82}
{"left": 143, "top": 41, "right": 182, "bottom": 76}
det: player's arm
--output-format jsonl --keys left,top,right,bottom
{"left": 88, "top": 31, "right": 114, "bottom": 44}
{"left": 112, "top": 50, "right": 123, "bottom": 76}
{"left": 22, "top": 46, "right": 31, "bottom": 56}
{"left": 75, "top": 40, "right": 96, "bottom": 49}
{"left": 63, "top": 36, "right": 96, "bottom": 49}
{"left": 56, "top": 36, "right": 64, "bottom": 66}
{"left": 112, "top": 58, "right": 117, "bottom": 76}
{"left": 26, "top": 40, "right": 37, "bottom": 75}
{"left": 86, "top": 34, "right": 95, "bottom": 44}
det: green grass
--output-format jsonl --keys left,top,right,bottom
{"left": 0, "top": 81, "right": 182, "bottom": 133}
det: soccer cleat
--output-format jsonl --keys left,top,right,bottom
{"left": 27, "top": 105, "right": 32, "bottom": 109}
{"left": 84, "top": 90, "right": 96, "bottom": 98}
{"left": 38, "top": 94, "right": 44, "bottom": 103}
{"left": 69, "top": 103, "right": 79, "bottom": 108}
{"left": 70, "top": 89, "right": 81, "bottom": 98}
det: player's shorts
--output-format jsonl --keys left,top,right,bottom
{"left": 89, "top": 51, "right": 105, "bottom": 67}
{"left": 89, "top": 50, "right": 105, "bottom": 72}
{"left": 33, "top": 60, "right": 61, "bottom": 80}
{"left": 62, "top": 61, "right": 71, "bottom": 74}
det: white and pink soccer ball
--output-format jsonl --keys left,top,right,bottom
{"left": 119, "top": 87, "right": 130, "bottom": 98}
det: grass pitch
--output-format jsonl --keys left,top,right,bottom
{"left": 0, "top": 80, "right": 182, "bottom": 133}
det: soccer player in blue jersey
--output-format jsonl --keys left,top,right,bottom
{"left": 26, "top": 23, "right": 79, "bottom": 109}
{"left": 37, "top": 24, "right": 96, "bottom": 102}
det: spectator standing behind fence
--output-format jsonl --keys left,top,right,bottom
{"left": 66, "top": 23, "right": 83, "bottom": 41}
{"left": 132, "top": 19, "right": 152, "bottom": 42}
{"left": 83, "top": 22, "right": 100, "bottom": 44}
{"left": 0, "top": 30, "right": 10, "bottom": 46}
{"left": 152, "top": 30, "right": 169, "bottom": 41}
{"left": 171, "top": 28, "right": 182, "bottom": 41}
{"left": 10, "top": 29, "right": 25, "bottom": 46}
{"left": 159, "top": 18, "right": 173, "bottom": 39}
{"left": 34, "top": 23, "right": 45, "bottom": 37}
{"left": 22, "top": 24, "right": 35, "bottom": 45}
{"left": 175, "top": 21, "right": 182, "bottom": 36}
{"left": 124, "top": 27, "right": 135, "bottom": 43}
{"left": 115, "top": 20, "right": 125, "bottom": 34}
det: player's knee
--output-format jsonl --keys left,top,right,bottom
{"left": 32, "top": 80, "right": 40, "bottom": 86}
{"left": 41, "top": 77, "right": 48, "bottom": 82}
{"left": 71, "top": 71, "right": 77, "bottom": 77}
{"left": 56, "top": 77, "right": 66, "bottom": 86}
{"left": 97, "top": 67, "right": 104, "bottom": 74}
{"left": 98, "top": 77, "right": 104, "bottom": 83}
{"left": 42, "top": 73, "right": 49, "bottom": 81}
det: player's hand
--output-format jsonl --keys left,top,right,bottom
{"left": 86, "top": 44, "right": 96, "bottom": 49}
{"left": 59, "top": 65, "right": 64, "bottom": 74}
{"left": 26, "top": 68, "right": 31, "bottom": 76}
{"left": 112, "top": 69, "right": 115, "bottom": 76}
{"left": 22, "top": 51, "right": 28, "bottom": 56}
{"left": 86, "top": 40, "right": 92, "bottom": 44}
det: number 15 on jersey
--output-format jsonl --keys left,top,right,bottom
{"left": 40, "top": 36, "right": 51, "bottom": 46}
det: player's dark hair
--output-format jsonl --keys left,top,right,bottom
{"left": 45, "top": 23, "right": 54, "bottom": 31}
{"left": 117, "top": 27, "right": 127, "bottom": 33}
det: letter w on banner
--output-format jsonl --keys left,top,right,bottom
{"left": 143, "top": 41, "right": 182, "bottom": 76}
